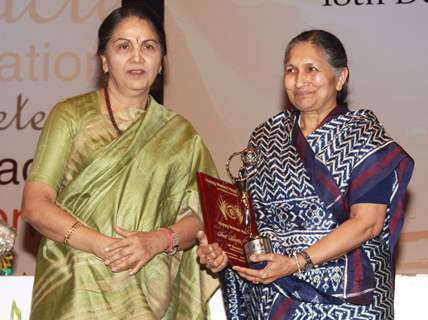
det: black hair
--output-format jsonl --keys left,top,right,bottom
{"left": 284, "top": 29, "right": 349, "bottom": 107}
{"left": 95, "top": 4, "right": 167, "bottom": 91}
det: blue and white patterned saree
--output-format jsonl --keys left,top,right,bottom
{"left": 220, "top": 107, "right": 413, "bottom": 320}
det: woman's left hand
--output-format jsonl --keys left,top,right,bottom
{"left": 104, "top": 225, "right": 168, "bottom": 275}
{"left": 232, "top": 253, "right": 297, "bottom": 285}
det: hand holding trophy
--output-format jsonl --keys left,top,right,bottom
{"left": 197, "top": 147, "right": 272, "bottom": 267}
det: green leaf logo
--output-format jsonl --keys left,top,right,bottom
{"left": 9, "top": 300, "right": 22, "bottom": 320}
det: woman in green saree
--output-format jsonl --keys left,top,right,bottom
{"left": 21, "top": 5, "right": 218, "bottom": 319}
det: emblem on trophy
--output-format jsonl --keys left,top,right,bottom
{"left": 226, "top": 147, "right": 272, "bottom": 264}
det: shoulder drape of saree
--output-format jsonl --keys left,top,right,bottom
{"left": 291, "top": 112, "right": 414, "bottom": 305}
{"left": 31, "top": 99, "right": 218, "bottom": 320}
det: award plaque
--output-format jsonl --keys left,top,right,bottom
{"left": 197, "top": 147, "right": 272, "bottom": 267}
{"left": 197, "top": 172, "right": 257, "bottom": 266}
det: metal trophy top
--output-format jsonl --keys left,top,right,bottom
{"left": 226, "top": 147, "right": 258, "bottom": 235}
{"left": 225, "top": 147, "right": 258, "bottom": 193}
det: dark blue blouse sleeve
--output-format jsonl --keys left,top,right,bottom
{"left": 351, "top": 171, "right": 395, "bottom": 205}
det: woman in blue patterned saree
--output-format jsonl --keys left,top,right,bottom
{"left": 197, "top": 30, "right": 413, "bottom": 319}
{"left": 21, "top": 5, "right": 217, "bottom": 319}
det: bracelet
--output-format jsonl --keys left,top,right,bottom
{"left": 159, "top": 227, "right": 179, "bottom": 255}
{"left": 63, "top": 221, "right": 82, "bottom": 245}
{"left": 300, "top": 250, "right": 314, "bottom": 272}
{"left": 292, "top": 252, "right": 302, "bottom": 275}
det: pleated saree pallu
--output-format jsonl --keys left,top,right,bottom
{"left": 29, "top": 93, "right": 218, "bottom": 320}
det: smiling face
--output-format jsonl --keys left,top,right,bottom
{"left": 284, "top": 42, "right": 347, "bottom": 115}
{"left": 100, "top": 16, "right": 163, "bottom": 96}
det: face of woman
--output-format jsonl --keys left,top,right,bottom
{"left": 284, "top": 42, "right": 346, "bottom": 114}
{"left": 100, "top": 16, "right": 162, "bottom": 95}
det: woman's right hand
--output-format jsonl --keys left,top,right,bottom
{"left": 91, "top": 233, "right": 122, "bottom": 262}
{"left": 21, "top": 181, "right": 123, "bottom": 260}
{"left": 196, "top": 231, "right": 228, "bottom": 273}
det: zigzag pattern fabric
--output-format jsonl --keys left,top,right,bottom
{"left": 221, "top": 108, "right": 414, "bottom": 319}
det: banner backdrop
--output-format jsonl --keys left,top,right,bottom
{"left": 0, "top": 0, "right": 121, "bottom": 275}
{"left": 0, "top": 0, "right": 427, "bottom": 277}
{"left": 163, "top": 0, "right": 428, "bottom": 274}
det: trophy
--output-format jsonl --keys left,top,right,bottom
{"left": 197, "top": 147, "right": 272, "bottom": 267}
{"left": 226, "top": 148, "right": 272, "bottom": 264}
{"left": 0, "top": 221, "right": 15, "bottom": 257}
{"left": 0, "top": 221, "right": 16, "bottom": 275}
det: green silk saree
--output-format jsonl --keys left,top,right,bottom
{"left": 28, "top": 92, "right": 218, "bottom": 319}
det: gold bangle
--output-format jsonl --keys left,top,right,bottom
{"left": 292, "top": 252, "right": 302, "bottom": 275}
{"left": 63, "top": 221, "right": 82, "bottom": 246}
